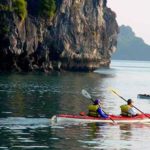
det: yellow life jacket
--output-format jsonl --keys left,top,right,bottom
{"left": 88, "top": 104, "right": 99, "bottom": 117}
{"left": 120, "top": 104, "right": 132, "bottom": 116}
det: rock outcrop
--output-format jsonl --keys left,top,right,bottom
{"left": 0, "top": 0, "right": 118, "bottom": 72}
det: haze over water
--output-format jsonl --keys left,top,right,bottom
{"left": 0, "top": 60, "right": 150, "bottom": 149}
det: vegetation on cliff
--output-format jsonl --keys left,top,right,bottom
{"left": 0, "top": 0, "right": 27, "bottom": 20}
{"left": 12, "top": 0, "right": 27, "bottom": 20}
{"left": 0, "top": 17, "right": 9, "bottom": 38}
{"left": 0, "top": 4, "right": 11, "bottom": 11}
{"left": 0, "top": 0, "right": 56, "bottom": 20}
{"left": 39, "top": 0, "right": 56, "bottom": 18}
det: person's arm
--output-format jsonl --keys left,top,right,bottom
{"left": 128, "top": 107, "right": 137, "bottom": 116}
{"left": 97, "top": 107, "right": 108, "bottom": 118}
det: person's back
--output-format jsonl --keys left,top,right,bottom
{"left": 88, "top": 99, "right": 108, "bottom": 118}
{"left": 120, "top": 99, "right": 137, "bottom": 117}
{"left": 120, "top": 104, "right": 132, "bottom": 116}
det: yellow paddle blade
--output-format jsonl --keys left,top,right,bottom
{"left": 108, "top": 87, "right": 128, "bottom": 103}
{"left": 108, "top": 87, "right": 120, "bottom": 97}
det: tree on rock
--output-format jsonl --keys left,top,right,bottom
{"left": 39, "top": 0, "right": 56, "bottom": 18}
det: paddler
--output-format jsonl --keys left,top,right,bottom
{"left": 88, "top": 99, "right": 109, "bottom": 118}
{"left": 120, "top": 99, "right": 138, "bottom": 117}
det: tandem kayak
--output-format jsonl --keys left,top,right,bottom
{"left": 51, "top": 114, "right": 150, "bottom": 124}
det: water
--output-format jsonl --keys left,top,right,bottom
{"left": 0, "top": 60, "right": 150, "bottom": 150}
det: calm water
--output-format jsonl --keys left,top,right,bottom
{"left": 0, "top": 60, "right": 150, "bottom": 150}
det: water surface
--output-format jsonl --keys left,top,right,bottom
{"left": 0, "top": 60, "right": 150, "bottom": 149}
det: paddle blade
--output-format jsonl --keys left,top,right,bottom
{"left": 81, "top": 89, "right": 92, "bottom": 99}
{"left": 108, "top": 87, "right": 120, "bottom": 97}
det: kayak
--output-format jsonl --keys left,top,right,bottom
{"left": 138, "top": 94, "right": 150, "bottom": 99}
{"left": 51, "top": 114, "right": 150, "bottom": 124}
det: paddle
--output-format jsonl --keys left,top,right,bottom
{"left": 111, "top": 89, "right": 150, "bottom": 119}
{"left": 81, "top": 89, "right": 116, "bottom": 124}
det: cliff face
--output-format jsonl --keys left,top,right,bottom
{"left": 0, "top": 0, "right": 118, "bottom": 72}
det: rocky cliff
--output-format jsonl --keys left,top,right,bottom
{"left": 0, "top": 0, "right": 118, "bottom": 72}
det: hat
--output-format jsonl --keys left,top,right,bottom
{"left": 94, "top": 99, "right": 100, "bottom": 105}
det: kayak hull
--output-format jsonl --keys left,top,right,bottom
{"left": 51, "top": 114, "right": 150, "bottom": 124}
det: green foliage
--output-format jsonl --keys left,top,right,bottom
{"left": 39, "top": 0, "right": 56, "bottom": 18}
{"left": 12, "top": 0, "right": 27, "bottom": 20}
{"left": 0, "top": 15, "right": 10, "bottom": 36}
{"left": 0, "top": 26, "right": 9, "bottom": 35}
{"left": 0, "top": 4, "right": 12, "bottom": 11}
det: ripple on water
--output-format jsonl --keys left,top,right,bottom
{"left": 0, "top": 117, "right": 50, "bottom": 129}
{"left": 11, "top": 146, "right": 49, "bottom": 149}
{"left": 0, "top": 147, "right": 9, "bottom": 150}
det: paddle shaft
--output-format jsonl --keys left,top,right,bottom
{"left": 112, "top": 90, "right": 150, "bottom": 119}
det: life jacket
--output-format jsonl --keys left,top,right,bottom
{"left": 120, "top": 104, "right": 132, "bottom": 116}
{"left": 88, "top": 104, "right": 99, "bottom": 117}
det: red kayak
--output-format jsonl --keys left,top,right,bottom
{"left": 51, "top": 114, "right": 150, "bottom": 124}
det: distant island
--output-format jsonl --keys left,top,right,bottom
{"left": 112, "top": 25, "right": 150, "bottom": 61}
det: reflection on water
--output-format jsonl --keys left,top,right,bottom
{"left": 0, "top": 60, "right": 150, "bottom": 149}
{"left": 77, "top": 123, "right": 150, "bottom": 150}
{"left": 0, "top": 120, "right": 150, "bottom": 150}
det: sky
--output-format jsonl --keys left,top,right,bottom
{"left": 108, "top": 0, "right": 150, "bottom": 45}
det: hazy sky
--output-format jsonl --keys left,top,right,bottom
{"left": 108, "top": 0, "right": 150, "bottom": 45}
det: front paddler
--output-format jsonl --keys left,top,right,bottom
{"left": 88, "top": 99, "right": 109, "bottom": 118}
